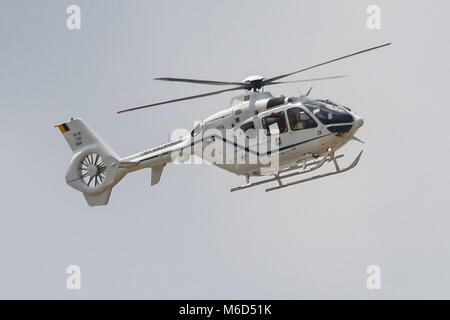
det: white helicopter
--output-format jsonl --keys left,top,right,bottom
{"left": 56, "top": 43, "right": 390, "bottom": 206}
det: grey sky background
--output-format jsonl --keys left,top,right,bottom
{"left": 0, "top": 0, "right": 449, "bottom": 299}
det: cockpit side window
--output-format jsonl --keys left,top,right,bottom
{"left": 287, "top": 107, "right": 317, "bottom": 131}
{"left": 240, "top": 121, "right": 255, "bottom": 138}
{"left": 262, "top": 112, "right": 288, "bottom": 135}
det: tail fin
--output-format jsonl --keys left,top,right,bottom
{"left": 56, "top": 118, "right": 126, "bottom": 206}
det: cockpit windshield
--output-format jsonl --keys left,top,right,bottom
{"left": 303, "top": 100, "right": 353, "bottom": 125}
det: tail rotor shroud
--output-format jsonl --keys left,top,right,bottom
{"left": 79, "top": 153, "right": 107, "bottom": 188}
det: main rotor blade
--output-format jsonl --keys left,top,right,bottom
{"left": 117, "top": 86, "right": 245, "bottom": 114}
{"left": 263, "top": 43, "right": 391, "bottom": 85}
{"left": 154, "top": 77, "right": 245, "bottom": 86}
{"left": 268, "top": 75, "right": 347, "bottom": 85}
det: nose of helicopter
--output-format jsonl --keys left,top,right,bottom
{"left": 345, "top": 114, "right": 364, "bottom": 137}
{"left": 354, "top": 117, "right": 364, "bottom": 129}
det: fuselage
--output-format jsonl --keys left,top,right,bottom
{"left": 121, "top": 91, "right": 364, "bottom": 177}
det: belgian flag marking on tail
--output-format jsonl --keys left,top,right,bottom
{"left": 56, "top": 123, "right": 70, "bottom": 133}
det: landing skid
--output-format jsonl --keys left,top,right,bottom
{"left": 230, "top": 150, "right": 363, "bottom": 192}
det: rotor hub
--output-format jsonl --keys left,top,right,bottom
{"left": 79, "top": 153, "right": 106, "bottom": 188}
{"left": 87, "top": 164, "right": 99, "bottom": 177}
{"left": 242, "top": 75, "right": 265, "bottom": 90}
{"left": 242, "top": 75, "right": 264, "bottom": 83}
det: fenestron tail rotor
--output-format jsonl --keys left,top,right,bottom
{"left": 116, "top": 42, "right": 391, "bottom": 114}
{"left": 79, "top": 153, "right": 107, "bottom": 188}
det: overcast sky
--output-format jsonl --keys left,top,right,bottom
{"left": 1, "top": 0, "right": 449, "bottom": 299}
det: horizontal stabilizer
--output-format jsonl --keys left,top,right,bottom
{"left": 151, "top": 164, "right": 166, "bottom": 186}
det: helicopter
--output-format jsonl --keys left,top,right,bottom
{"left": 56, "top": 43, "right": 391, "bottom": 206}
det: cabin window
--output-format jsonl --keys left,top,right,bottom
{"left": 240, "top": 121, "right": 255, "bottom": 132}
{"left": 262, "top": 112, "right": 287, "bottom": 135}
{"left": 287, "top": 107, "right": 317, "bottom": 131}
{"left": 266, "top": 97, "right": 285, "bottom": 109}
